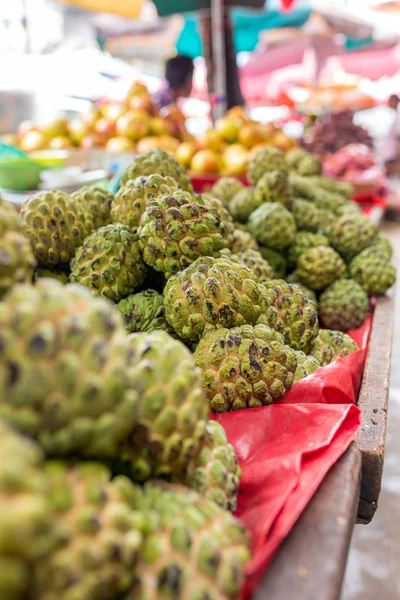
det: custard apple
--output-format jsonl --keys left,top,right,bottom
{"left": 335, "top": 202, "right": 363, "bottom": 218}
{"left": 291, "top": 198, "right": 321, "bottom": 233}
{"left": 248, "top": 203, "right": 296, "bottom": 250}
{"left": 117, "top": 331, "right": 208, "bottom": 481}
{"left": 229, "top": 187, "right": 261, "bottom": 223}
{"left": 349, "top": 247, "right": 396, "bottom": 295}
{"left": 183, "top": 420, "right": 241, "bottom": 511}
{"left": 0, "top": 280, "right": 138, "bottom": 458}
{"left": 319, "top": 280, "right": 369, "bottom": 331}
{"left": 297, "top": 246, "right": 347, "bottom": 291}
{"left": 127, "top": 480, "right": 250, "bottom": 600}
{"left": 311, "top": 188, "right": 346, "bottom": 213}
{"left": 254, "top": 170, "right": 292, "bottom": 208}
{"left": 121, "top": 149, "right": 192, "bottom": 191}
{"left": 285, "top": 272, "right": 318, "bottom": 306}
{"left": 164, "top": 256, "right": 262, "bottom": 342}
{"left": 288, "top": 173, "right": 316, "bottom": 200}
{"left": 34, "top": 462, "right": 142, "bottom": 600}
{"left": 293, "top": 351, "right": 320, "bottom": 382}
{"left": 287, "top": 148, "right": 321, "bottom": 176}
{"left": 258, "top": 246, "right": 287, "bottom": 278}
{"left": 230, "top": 228, "right": 258, "bottom": 253}
{"left": 71, "top": 186, "right": 113, "bottom": 230}
{"left": 0, "top": 206, "right": 36, "bottom": 297}
{"left": 220, "top": 248, "right": 273, "bottom": 284}
{"left": 311, "top": 330, "right": 358, "bottom": 365}
{"left": 287, "top": 231, "right": 329, "bottom": 270}
{"left": 211, "top": 177, "right": 245, "bottom": 205}
{"left": 20, "top": 190, "right": 93, "bottom": 267}
{"left": 111, "top": 174, "right": 178, "bottom": 229}
{"left": 258, "top": 280, "right": 319, "bottom": 352}
{"left": 70, "top": 223, "right": 147, "bottom": 301}
{"left": 372, "top": 232, "right": 393, "bottom": 258}
{"left": 138, "top": 192, "right": 226, "bottom": 279}
{"left": 117, "top": 289, "right": 170, "bottom": 334}
{"left": 201, "top": 193, "right": 235, "bottom": 247}
{"left": 310, "top": 176, "right": 353, "bottom": 199}
{"left": 328, "top": 214, "right": 377, "bottom": 262}
{"left": 194, "top": 323, "right": 296, "bottom": 411}
{"left": 34, "top": 267, "right": 69, "bottom": 284}
{"left": 247, "top": 147, "right": 288, "bottom": 184}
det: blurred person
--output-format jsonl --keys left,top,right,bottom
{"left": 152, "top": 54, "right": 194, "bottom": 109}
{"left": 384, "top": 94, "right": 400, "bottom": 176}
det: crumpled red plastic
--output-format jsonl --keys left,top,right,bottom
{"left": 211, "top": 315, "right": 372, "bottom": 597}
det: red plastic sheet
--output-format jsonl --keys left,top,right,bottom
{"left": 211, "top": 315, "right": 372, "bottom": 597}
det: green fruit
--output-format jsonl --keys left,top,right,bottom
{"left": 0, "top": 208, "right": 36, "bottom": 298}
{"left": 224, "top": 248, "right": 273, "bottom": 284}
{"left": 293, "top": 351, "right": 320, "bottom": 382}
{"left": 310, "top": 176, "right": 353, "bottom": 199}
{"left": 118, "top": 331, "right": 208, "bottom": 481}
{"left": 183, "top": 420, "right": 241, "bottom": 511}
{"left": 211, "top": 177, "right": 245, "bottom": 205}
{"left": 328, "top": 214, "right": 377, "bottom": 262}
{"left": 258, "top": 246, "right": 287, "bottom": 278}
{"left": 34, "top": 267, "right": 69, "bottom": 285}
{"left": 117, "top": 289, "right": 170, "bottom": 334}
{"left": 318, "top": 209, "right": 337, "bottom": 237}
{"left": 0, "top": 280, "right": 138, "bottom": 458}
{"left": 349, "top": 247, "right": 396, "bottom": 295}
{"left": 311, "top": 188, "right": 346, "bottom": 213}
{"left": 247, "top": 147, "right": 288, "bottom": 185}
{"left": 230, "top": 228, "right": 258, "bottom": 253}
{"left": 372, "top": 232, "right": 393, "bottom": 258}
{"left": 201, "top": 193, "right": 235, "bottom": 248}
{"left": 291, "top": 198, "right": 321, "bottom": 232}
{"left": 127, "top": 480, "right": 250, "bottom": 600}
{"left": 296, "top": 153, "right": 322, "bottom": 176}
{"left": 254, "top": 170, "right": 292, "bottom": 208}
{"left": 194, "top": 323, "right": 296, "bottom": 411}
{"left": 335, "top": 202, "right": 362, "bottom": 217}
{"left": 286, "top": 148, "right": 310, "bottom": 170}
{"left": 0, "top": 198, "right": 20, "bottom": 231}
{"left": 297, "top": 246, "right": 347, "bottom": 291}
{"left": 138, "top": 192, "right": 226, "bottom": 279}
{"left": 229, "top": 188, "right": 261, "bottom": 223}
{"left": 285, "top": 272, "right": 318, "bottom": 306}
{"left": 288, "top": 173, "right": 316, "bottom": 200}
{"left": 111, "top": 174, "right": 178, "bottom": 229}
{"left": 34, "top": 462, "right": 142, "bottom": 600}
{"left": 258, "top": 280, "right": 319, "bottom": 352}
{"left": 70, "top": 223, "right": 147, "bottom": 301}
{"left": 0, "top": 421, "right": 60, "bottom": 600}
{"left": 311, "top": 330, "right": 358, "bottom": 365}
{"left": 71, "top": 186, "right": 114, "bottom": 230}
{"left": 319, "top": 280, "right": 369, "bottom": 331}
{"left": 122, "top": 149, "right": 193, "bottom": 191}
{"left": 248, "top": 203, "right": 296, "bottom": 250}
{"left": 287, "top": 231, "right": 329, "bottom": 270}
{"left": 164, "top": 256, "right": 262, "bottom": 342}
{"left": 20, "top": 190, "right": 93, "bottom": 267}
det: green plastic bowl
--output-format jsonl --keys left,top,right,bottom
{"left": 29, "top": 150, "right": 68, "bottom": 170}
{"left": 0, "top": 158, "right": 43, "bottom": 191}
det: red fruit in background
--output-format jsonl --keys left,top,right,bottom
{"left": 94, "top": 118, "right": 116, "bottom": 140}
{"left": 129, "top": 95, "right": 155, "bottom": 116}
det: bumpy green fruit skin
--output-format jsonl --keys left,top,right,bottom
{"left": 117, "top": 331, "right": 208, "bottom": 481}
{"left": 70, "top": 223, "right": 147, "bottom": 301}
{"left": 20, "top": 190, "right": 93, "bottom": 266}
{"left": 372, "top": 233, "right": 393, "bottom": 258}
{"left": 111, "top": 174, "right": 178, "bottom": 229}
{"left": 122, "top": 149, "right": 193, "bottom": 191}
{"left": 310, "top": 176, "right": 353, "bottom": 199}
{"left": 258, "top": 280, "right": 319, "bottom": 353}
{"left": 197, "top": 193, "right": 235, "bottom": 250}
{"left": 297, "top": 246, "right": 347, "bottom": 291}
{"left": 127, "top": 481, "right": 250, "bottom": 600}
{"left": 194, "top": 324, "right": 296, "bottom": 412}
{"left": 0, "top": 280, "right": 138, "bottom": 458}
{"left": 34, "top": 462, "right": 142, "bottom": 600}
{"left": 349, "top": 247, "right": 396, "bottom": 295}
{"left": 254, "top": 170, "right": 292, "bottom": 208}
{"left": 258, "top": 246, "right": 287, "bottom": 278}
{"left": 117, "top": 289, "right": 170, "bottom": 333}
{"left": 293, "top": 351, "right": 320, "bottom": 382}
{"left": 0, "top": 421, "right": 60, "bottom": 600}
{"left": 211, "top": 177, "right": 245, "bottom": 205}
{"left": 220, "top": 248, "right": 273, "bottom": 284}
{"left": 138, "top": 192, "right": 226, "bottom": 279}
{"left": 248, "top": 202, "right": 296, "bottom": 250}
{"left": 291, "top": 198, "right": 321, "bottom": 233}
{"left": 286, "top": 148, "right": 310, "bottom": 170}
{"left": 287, "top": 148, "right": 322, "bottom": 176}
{"left": 34, "top": 267, "right": 69, "bottom": 285}
{"left": 183, "top": 420, "right": 241, "bottom": 511}
{"left": 0, "top": 222, "right": 36, "bottom": 297}
{"left": 319, "top": 280, "right": 369, "bottom": 331}
{"left": 230, "top": 228, "right": 258, "bottom": 253}
{"left": 328, "top": 214, "right": 377, "bottom": 262}
{"left": 287, "top": 231, "right": 329, "bottom": 270}
{"left": 229, "top": 188, "right": 261, "bottom": 223}
{"left": 247, "top": 147, "right": 288, "bottom": 185}
{"left": 164, "top": 257, "right": 262, "bottom": 342}
{"left": 286, "top": 272, "right": 318, "bottom": 306}
{"left": 288, "top": 174, "right": 316, "bottom": 199}
{"left": 311, "top": 330, "right": 358, "bottom": 365}
{"left": 71, "top": 185, "right": 114, "bottom": 230}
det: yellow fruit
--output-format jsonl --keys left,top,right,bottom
{"left": 106, "top": 136, "right": 136, "bottom": 152}
{"left": 20, "top": 130, "right": 48, "bottom": 152}
{"left": 150, "top": 117, "right": 170, "bottom": 137}
{"left": 222, "top": 144, "right": 248, "bottom": 176}
{"left": 191, "top": 149, "right": 220, "bottom": 174}
{"left": 202, "top": 128, "right": 223, "bottom": 151}
{"left": 49, "top": 136, "right": 73, "bottom": 150}
{"left": 238, "top": 124, "right": 265, "bottom": 149}
{"left": 176, "top": 142, "right": 197, "bottom": 167}
{"left": 116, "top": 110, "right": 150, "bottom": 141}
{"left": 215, "top": 117, "right": 239, "bottom": 143}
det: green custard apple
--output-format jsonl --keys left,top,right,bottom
{"left": 247, "top": 202, "right": 296, "bottom": 250}
{"left": 297, "top": 246, "right": 347, "bottom": 291}
{"left": 319, "top": 279, "right": 369, "bottom": 331}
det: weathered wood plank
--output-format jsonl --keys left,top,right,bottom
{"left": 356, "top": 292, "right": 395, "bottom": 523}
{"left": 254, "top": 444, "right": 361, "bottom": 600}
